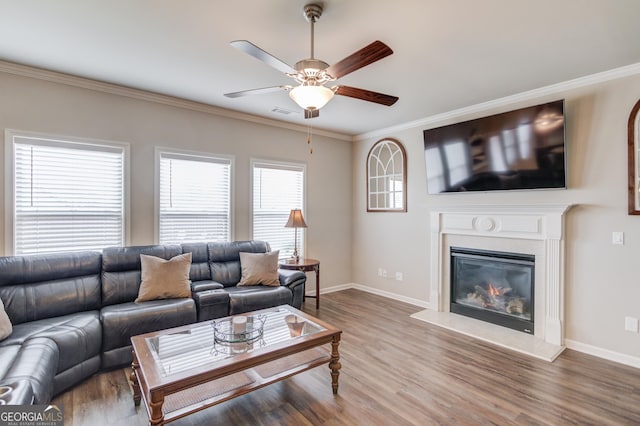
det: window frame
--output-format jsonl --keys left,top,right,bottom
{"left": 4, "top": 129, "right": 130, "bottom": 255}
{"left": 154, "top": 147, "right": 235, "bottom": 244}
{"left": 628, "top": 99, "right": 640, "bottom": 214}
{"left": 250, "top": 158, "right": 307, "bottom": 259}
{"left": 366, "top": 138, "right": 407, "bottom": 212}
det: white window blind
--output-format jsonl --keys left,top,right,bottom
{"left": 12, "top": 135, "right": 126, "bottom": 255}
{"left": 159, "top": 151, "right": 232, "bottom": 244}
{"left": 252, "top": 161, "right": 305, "bottom": 259}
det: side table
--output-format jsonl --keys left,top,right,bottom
{"left": 279, "top": 258, "right": 320, "bottom": 309}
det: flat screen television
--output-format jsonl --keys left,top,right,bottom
{"left": 423, "top": 100, "right": 566, "bottom": 194}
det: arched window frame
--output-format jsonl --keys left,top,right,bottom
{"left": 628, "top": 99, "right": 640, "bottom": 214}
{"left": 367, "top": 138, "right": 407, "bottom": 212}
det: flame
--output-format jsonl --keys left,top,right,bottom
{"left": 487, "top": 283, "right": 501, "bottom": 297}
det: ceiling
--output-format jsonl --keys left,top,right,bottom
{"left": 1, "top": 0, "right": 640, "bottom": 136}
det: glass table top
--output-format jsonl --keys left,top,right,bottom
{"left": 146, "top": 306, "right": 326, "bottom": 377}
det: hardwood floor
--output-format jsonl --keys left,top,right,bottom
{"left": 53, "top": 289, "right": 640, "bottom": 425}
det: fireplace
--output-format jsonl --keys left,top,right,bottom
{"left": 450, "top": 247, "right": 535, "bottom": 334}
{"left": 411, "top": 204, "right": 572, "bottom": 361}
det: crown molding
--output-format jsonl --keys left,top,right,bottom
{"left": 0, "top": 60, "right": 352, "bottom": 142}
{"left": 354, "top": 62, "right": 640, "bottom": 142}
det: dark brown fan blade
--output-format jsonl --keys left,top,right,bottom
{"left": 334, "top": 86, "right": 398, "bottom": 106}
{"left": 224, "top": 86, "right": 291, "bottom": 98}
{"left": 230, "top": 40, "right": 296, "bottom": 75}
{"left": 304, "top": 109, "right": 320, "bottom": 119}
{"left": 326, "top": 40, "right": 393, "bottom": 80}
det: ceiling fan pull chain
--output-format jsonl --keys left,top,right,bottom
{"left": 307, "top": 124, "right": 313, "bottom": 154}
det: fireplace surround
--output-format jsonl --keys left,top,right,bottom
{"left": 411, "top": 204, "right": 572, "bottom": 361}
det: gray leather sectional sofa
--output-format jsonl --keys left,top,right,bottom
{"left": 0, "top": 240, "right": 305, "bottom": 405}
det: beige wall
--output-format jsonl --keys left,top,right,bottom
{"left": 0, "top": 71, "right": 352, "bottom": 289}
{"left": 3, "top": 64, "right": 640, "bottom": 364}
{"left": 352, "top": 74, "right": 640, "bottom": 362}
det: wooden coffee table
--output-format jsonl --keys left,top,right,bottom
{"left": 130, "top": 305, "right": 342, "bottom": 425}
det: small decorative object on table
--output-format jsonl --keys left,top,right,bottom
{"left": 285, "top": 314, "right": 306, "bottom": 337}
{"left": 211, "top": 314, "right": 266, "bottom": 354}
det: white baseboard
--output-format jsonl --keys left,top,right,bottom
{"left": 311, "top": 283, "right": 639, "bottom": 369}
{"left": 565, "top": 339, "right": 640, "bottom": 369}
{"left": 306, "top": 282, "right": 429, "bottom": 308}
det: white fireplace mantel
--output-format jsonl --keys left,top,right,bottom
{"left": 412, "top": 204, "right": 573, "bottom": 361}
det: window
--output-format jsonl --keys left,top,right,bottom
{"left": 367, "top": 138, "right": 407, "bottom": 212}
{"left": 252, "top": 160, "right": 305, "bottom": 259}
{"left": 6, "top": 130, "right": 128, "bottom": 255}
{"left": 157, "top": 149, "right": 232, "bottom": 244}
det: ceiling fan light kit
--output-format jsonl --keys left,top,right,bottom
{"left": 289, "top": 84, "right": 335, "bottom": 111}
{"left": 224, "top": 2, "right": 398, "bottom": 119}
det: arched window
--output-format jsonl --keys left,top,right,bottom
{"left": 628, "top": 99, "right": 640, "bottom": 214}
{"left": 367, "top": 138, "right": 407, "bottom": 212}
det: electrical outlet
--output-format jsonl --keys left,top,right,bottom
{"left": 395, "top": 272, "right": 403, "bottom": 281}
{"left": 382, "top": 269, "right": 388, "bottom": 278}
{"left": 612, "top": 231, "right": 624, "bottom": 245}
{"left": 377, "top": 268, "right": 383, "bottom": 277}
{"left": 625, "top": 316, "right": 639, "bottom": 333}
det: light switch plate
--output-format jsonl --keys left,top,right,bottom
{"left": 625, "top": 316, "right": 639, "bottom": 333}
{"left": 612, "top": 231, "right": 624, "bottom": 245}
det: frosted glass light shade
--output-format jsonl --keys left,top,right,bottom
{"left": 289, "top": 85, "right": 334, "bottom": 110}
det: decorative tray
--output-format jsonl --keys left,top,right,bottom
{"left": 212, "top": 314, "right": 266, "bottom": 344}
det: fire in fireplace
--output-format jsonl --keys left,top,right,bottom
{"left": 450, "top": 247, "right": 535, "bottom": 334}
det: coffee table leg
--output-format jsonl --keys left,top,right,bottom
{"left": 130, "top": 352, "right": 141, "bottom": 406}
{"left": 149, "top": 391, "right": 165, "bottom": 426}
{"left": 329, "top": 334, "right": 341, "bottom": 394}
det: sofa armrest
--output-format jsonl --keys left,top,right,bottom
{"left": 191, "top": 280, "right": 224, "bottom": 293}
{"left": 278, "top": 269, "right": 306, "bottom": 289}
{"left": 192, "top": 289, "right": 230, "bottom": 321}
{"left": 0, "top": 380, "right": 35, "bottom": 405}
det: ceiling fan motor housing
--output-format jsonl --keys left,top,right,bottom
{"left": 293, "top": 58, "right": 333, "bottom": 85}
{"left": 303, "top": 3, "right": 323, "bottom": 23}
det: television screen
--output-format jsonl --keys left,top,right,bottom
{"left": 423, "top": 100, "right": 566, "bottom": 194}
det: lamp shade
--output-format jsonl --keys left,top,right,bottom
{"left": 289, "top": 85, "right": 334, "bottom": 110}
{"left": 284, "top": 209, "right": 307, "bottom": 228}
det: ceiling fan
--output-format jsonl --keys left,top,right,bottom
{"left": 224, "top": 2, "right": 398, "bottom": 119}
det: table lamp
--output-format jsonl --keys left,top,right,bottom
{"left": 284, "top": 209, "right": 307, "bottom": 263}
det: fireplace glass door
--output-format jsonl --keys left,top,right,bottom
{"left": 450, "top": 247, "right": 534, "bottom": 334}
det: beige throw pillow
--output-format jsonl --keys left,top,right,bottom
{"left": 135, "top": 253, "right": 192, "bottom": 303}
{"left": 238, "top": 251, "right": 280, "bottom": 286}
{"left": 0, "top": 297, "right": 12, "bottom": 341}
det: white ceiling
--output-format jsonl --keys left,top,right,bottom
{"left": 1, "top": 0, "right": 640, "bottom": 136}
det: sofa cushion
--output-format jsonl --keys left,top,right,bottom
{"left": 181, "top": 242, "right": 211, "bottom": 281}
{"left": 135, "top": 253, "right": 192, "bottom": 302}
{"left": 101, "top": 245, "right": 182, "bottom": 306}
{"left": 0, "top": 297, "right": 11, "bottom": 341}
{"left": 0, "top": 312, "right": 102, "bottom": 374}
{"left": 0, "top": 251, "right": 102, "bottom": 325}
{"left": 100, "top": 299, "right": 196, "bottom": 353}
{"left": 238, "top": 251, "right": 280, "bottom": 286}
{"left": 0, "top": 337, "right": 59, "bottom": 404}
{"left": 208, "top": 241, "right": 270, "bottom": 287}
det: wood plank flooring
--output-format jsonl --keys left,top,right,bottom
{"left": 53, "top": 289, "right": 640, "bottom": 425}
